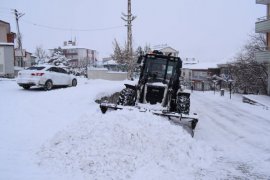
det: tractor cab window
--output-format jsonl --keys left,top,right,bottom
{"left": 144, "top": 57, "right": 176, "bottom": 81}
{"left": 166, "top": 61, "right": 176, "bottom": 80}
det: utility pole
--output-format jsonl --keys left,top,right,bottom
{"left": 121, "top": 0, "right": 136, "bottom": 79}
{"left": 14, "top": 9, "right": 25, "bottom": 67}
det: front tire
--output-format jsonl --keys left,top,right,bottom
{"left": 72, "top": 79, "right": 77, "bottom": 87}
{"left": 22, "top": 85, "right": 30, "bottom": 90}
{"left": 176, "top": 93, "right": 190, "bottom": 114}
{"left": 44, "top": 80, "right": 53, "bottom": 91}
{"left": 117, "top": 88, "right": 136, "bottom": 106}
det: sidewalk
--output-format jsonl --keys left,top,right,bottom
{"left": 242, "top": 94, "right": 270, "bottom": 109}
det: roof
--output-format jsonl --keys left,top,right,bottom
{"left": 103, "top": 60, "right": 118, "bottom": 65}
{"left": 159, "top": 46, "right": 178, "bottom": 53}
{"left": 183, "top": 62, "right": 218, "bottom": 70}
{"left": 0, "top": 42, "right": 14, "bottom": 46}
{"left": 0, "top": 20, "right": 10, "bottom": 25}
{"left": 61, "top": 45, "right": 87, "bottom": 50}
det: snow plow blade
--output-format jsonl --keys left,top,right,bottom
{"left": 100, "top": 102, "right": 199, "bottom": 137}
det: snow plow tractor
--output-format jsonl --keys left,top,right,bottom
{"left": 99, "top": 50, "right": 198, "bottom": 137}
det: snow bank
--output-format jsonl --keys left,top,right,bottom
{"left": 1, "top": 78, "right": 270, "bottom": 180}
{"left": 37, "top": 109, "right": 219, "bottom": 180}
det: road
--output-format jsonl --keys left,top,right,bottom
{"left": 0, "top": 79, "right": 269, "bottom": 179}
{"left": 191, "top": 91, "right": 270, "bottom": 179}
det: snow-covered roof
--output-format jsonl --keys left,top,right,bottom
{"left": 0, "top": 42, "right": 14, "bottom": 46}
{"left": 61, "top": 45, "right": 87, "bottom": 49}
{"left": 103, "top": 60, "right": 118, "bottom": 65}
{"left": 183, "top": 62, "right": 218, "bottom": 70}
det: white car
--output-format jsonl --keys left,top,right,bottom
{"left": 17, "top": 65, "right": 77, "bottom": 90}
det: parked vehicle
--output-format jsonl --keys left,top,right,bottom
{"left": 17, "top": 65, "right": 77, "bottom": 90}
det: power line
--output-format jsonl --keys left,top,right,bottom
{"left": 21, "top": 20, "right": 125, "bottom": 32}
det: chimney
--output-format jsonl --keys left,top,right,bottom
{"left": 64, "top": 41, "right": 67, "bottom": 46}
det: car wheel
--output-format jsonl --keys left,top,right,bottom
{"left": 44, "top": 80, "right": 53, "bottom": 91}
{"left": 72, "top": 79, "right": 77, "bottom": 87}
{"left": 22, "top": 85, "right": 30, "bottom": 90}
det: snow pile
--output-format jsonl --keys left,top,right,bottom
{"left": 1, "top": 78, "right": 270, "bottom": 179}
{"left": 37, "top": 109, "right": 219, "bottom": 179}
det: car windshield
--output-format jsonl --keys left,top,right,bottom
{"left": 144, "top": 57, "right": 176, "bottom": 81}
{"left": 26, "top": 66, "right": 45, "bottom": 70}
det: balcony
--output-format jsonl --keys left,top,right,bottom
{"left": 256, "top": 0, "right": 270, "bottom": 4}
{"left": 256, "top": 16, "right": 270, "bottom": 33}
{"left": 255, "top": 48, "right": 270, "bottom": 63}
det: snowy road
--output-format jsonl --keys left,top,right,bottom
{"left": 191, "top": 91, "right": 270, "bottom": 179}
{"left": 0, "top": 78, "right": 270, "bottom": 180}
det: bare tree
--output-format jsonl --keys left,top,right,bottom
{"left": 111, "top": 40, "right": 153, "bottom": 79}
{"left": 228, "top": 33, "right": 268, "bottom": 94}
{"left": 34, "top": 45, "right": 47, "bottom": 64}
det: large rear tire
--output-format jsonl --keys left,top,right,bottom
{"left": 117, "top": 88, "right": 136, "bottom": 106}
{"left": 176, "top": 93, "right": 190, "bottom": 114}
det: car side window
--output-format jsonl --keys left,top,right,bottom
{"left": 47, "top": 67, "right": 59, "bottom": 73}
{"left": 58, "top": 68, "right": 68, "bottom": 74}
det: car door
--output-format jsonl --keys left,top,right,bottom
{"left": 57, "top": 67, "right": 70, "bottom": 85}
{"left": 47, "top": 67, "right": 61, "bottom": 85}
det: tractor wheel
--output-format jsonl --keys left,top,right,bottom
{"left": 117, "top": 88, "right": 136, "bottom": 106}
{"left": 176, "top": 93, "right": 190, "bottom": 114}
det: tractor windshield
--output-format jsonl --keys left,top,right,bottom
{"left": 144, "top": 57, "right": 176, "bottom": 82}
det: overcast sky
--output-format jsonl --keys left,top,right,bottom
{"left": 0, "top": 0, "right": 265, "bottom": 62}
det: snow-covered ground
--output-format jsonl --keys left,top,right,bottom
{"left": 0, "top": 78, "right": 270, "bottom": 180}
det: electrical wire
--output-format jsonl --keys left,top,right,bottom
{"left": 21, "top": 19, "right": 124, "bottom": 32}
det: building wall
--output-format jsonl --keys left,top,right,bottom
{"left": 87, "top": 68, "right": 127, "bottom": 81}
{"left": 0, "top": 23, "right": 8, "bottom": 42}
{"left": 0, "top": 45, "right": 14, "bottom": 76}
{"left": 0, "top": 46, "right": 4, "bottom": 73}
{"left": 61, "top": 47, "right": 98, "bottom": 67}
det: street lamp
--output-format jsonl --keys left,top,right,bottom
{"left": 228, "top": 79, "right": 233, "bottom": 99}
{"left": 213, "top": 80, "right": 217, "bottom": 94}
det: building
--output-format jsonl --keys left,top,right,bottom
{"left": 155, "top": 46, "right": 179, "bottom": 57}
{"left": 15, "top": 49, "right": 35, "bottom": 68}
{"left": 255, "top": 0, "right": 270, "bottom": 95}
{"left": 0, "top": 20, "right": 15, "bottom": 77}
{"left": 183, "top": 63, "right": 219, "bottom": 91}
{"left": 50, "top": 40, "right": 98, "bottom": 68}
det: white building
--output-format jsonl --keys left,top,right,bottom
{"left": 154, "top": 45, "right": 179, "bottom": 57}
{"left": 0, "top": 20, "right": 15, "bottom": 77}
{"left": 50, "top": 40, "right": 99, "bottom": 68}
{"left": 255, "top": 0, "right": 270, "bottom": 95}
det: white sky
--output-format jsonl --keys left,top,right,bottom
{"left": 0, "top": 0, "right": 265, "bottom": 62}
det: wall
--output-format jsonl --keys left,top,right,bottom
{"left": 0, "top": 45, "right": 14, "bottom": 77}
{"left": 268, "top": 64, "right": 270, "bottom": 95}
{"left": 0, "top": 24, "right": 8, "bottom": 42}
{"left": 87, "top": 68, "right": 127, "bottom": 81}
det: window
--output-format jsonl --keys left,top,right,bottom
{"left": 47, "top": 67, "right": 59, "bottom": 72}
{"left": 58, "top": 67, "right": 67, "bottom": 74}
{"left": 27, "top": 66, "right": 45, "bottom": 70}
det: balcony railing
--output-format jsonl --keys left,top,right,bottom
{"left": 256, "top": 0, "right": 270, "bottom": 5}
{"left": 255, "top": 48, "right": 270, "bottom": 63}
{"left": 256, "top": 16, "right": 270, "bottom": 33}
{"left": 257, "top": 16, "right": 269, "bottom": 22}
